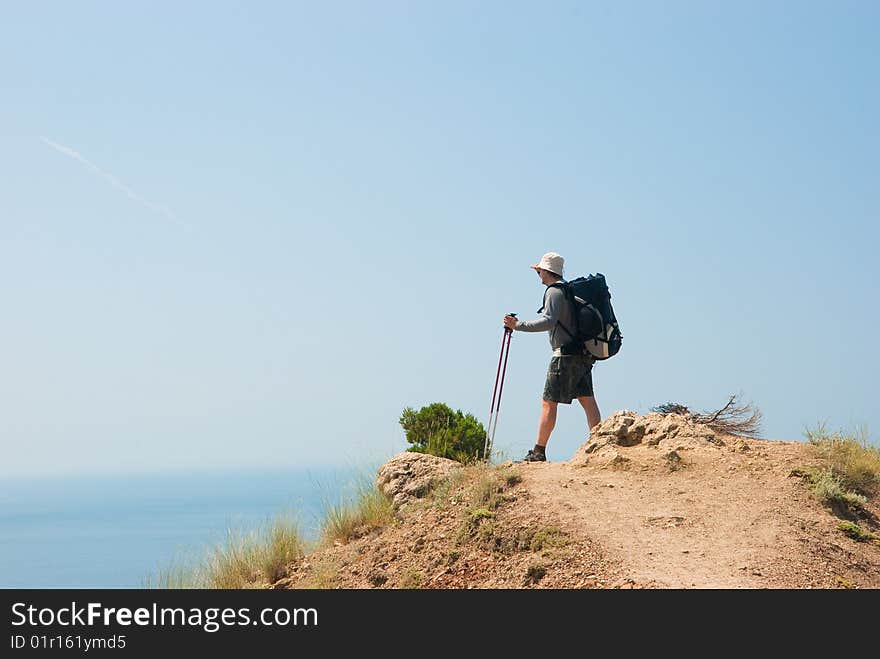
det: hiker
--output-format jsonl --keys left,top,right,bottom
{"left": 503, "top": 252, "right": 602, "bottom": 462}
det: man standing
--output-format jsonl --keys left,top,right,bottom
{"left": 503, "top": 252, "right": 601, "bottom": 462}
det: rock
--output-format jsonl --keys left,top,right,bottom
{"left": 628, "top": 421, "right": 648, "bottom": 441}
{"left": 612, "top": 414, "right": 636, "bottom": 437}
{"left": 664, "top": 450, "right": 683, "bottom": 471}
{"left": 594, "top": 410, "right": 647, "bottom": 446}
{"left": 609, "top": 454, "right": 631, "bottom": 470}
{"left": 368, "top": 569, "right": 388, "bottom": 587}
{"left": 376, "top": 452, "right": 463, "bottom": 512}
{"left": 572, "top": 410, "right": 732, "bottom": 465}
{"left": 614, "top": 422, "right": 633, "bottom": 438}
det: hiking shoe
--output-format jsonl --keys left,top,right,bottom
{"left": 521, "top": 449, "right": 546, "bottom": 462}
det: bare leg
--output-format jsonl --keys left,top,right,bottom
{"left": 577, "top": 396, "right": 602, "bottom": 432}
{"left": 536, "top": 399, "right": 558, "bottom": 447}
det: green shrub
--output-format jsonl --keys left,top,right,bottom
{"left": 524, "top": 563, "right": 547, "bottom": 585}
{"left": 837, "top": 521, "right": 879, "bottom": 543}
{"left": 398, "top": 568, "right": 424, "bottom": 589}
{"left": 526, "top": 526, "right": 567, "bottom": 552}
{"left": 808, "top": 467, "right": 868, "bottom": 511}
{"left": 468, "top": 508, "right": 496, "bottom": 525}
{"left": 399, "top": 402, "right": 486, "bottom": 463}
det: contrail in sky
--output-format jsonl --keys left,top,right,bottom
{"left": 39, "top": 136, "right": 178, "bottom": 223}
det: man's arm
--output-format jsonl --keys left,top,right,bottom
{"left": 513, "top": 287, "right": 564, "bottom": 332}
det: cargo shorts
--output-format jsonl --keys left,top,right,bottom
{"left": 543, "top": 354, "right": 595, "bottom": 404}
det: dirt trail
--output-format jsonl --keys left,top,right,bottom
{"left": 519, "top": 438, "right": 844, "bottom": 588}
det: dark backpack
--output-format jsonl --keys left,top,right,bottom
{"left": 547, "top": 274, "right": 622, "bottom": 360}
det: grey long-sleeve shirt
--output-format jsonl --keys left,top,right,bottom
{"left": 515, "top": 283, "right": 577, "bottom": 350}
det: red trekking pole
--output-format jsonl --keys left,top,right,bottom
{"left": 483, "top": 314, "right": 515, "bottom": 461}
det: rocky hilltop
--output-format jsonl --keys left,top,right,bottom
{"left": 280, "top": 411, "right": 880, "bottom": 589}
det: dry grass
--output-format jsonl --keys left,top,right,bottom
{"left": 470, "top": 464, "right": 521, "bottom": 511}
{"left": 425, "top": 468, "right": 470, "bottom": 508}
{"left": 145, "top": 513, "right": 306, "bottom": 589}
{"left": 806, "top": 424, "right": 880, "bottom": 496}
{"left": 143, "top": 559, "right": 200, "bottom": 589}
{"left": 203, "top": 515, "right": 305, "bottom": 588}
{"left": 301, "top": 558, "right": 340, "bottom": 589}
{"left": 319, "top": 482, "right": 395, "bottom": 546}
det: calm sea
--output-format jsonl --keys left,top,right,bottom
{"left": 0, "top": 465, "right": 368, "bottom": 588}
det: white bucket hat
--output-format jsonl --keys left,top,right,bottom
{"left": 530, "top": 252, "right": 564, "bottom": 276}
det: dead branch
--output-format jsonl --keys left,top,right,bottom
{"left": 694, "top": 395, "right": 763, "bottom": 438}
{"left": 652, "top": 394, "right": 763, "bottom": 438}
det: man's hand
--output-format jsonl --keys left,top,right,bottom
{"left": 503, "top": 315, "right": 518, "bottom": 331}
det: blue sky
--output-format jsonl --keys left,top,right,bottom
{"left": 2, "top": 1, "right": 877, "bottom": 477}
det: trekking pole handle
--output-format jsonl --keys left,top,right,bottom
{"left": 504, "top": 312, "right": 516, "bottom": 333}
